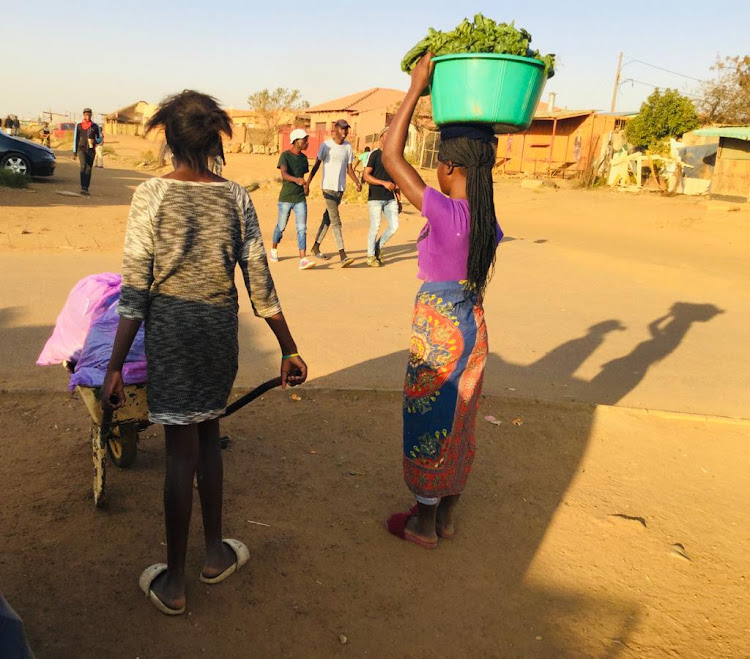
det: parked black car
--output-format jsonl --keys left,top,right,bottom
{"left": 0, "top": 132, "right": 56, "bottom": 176}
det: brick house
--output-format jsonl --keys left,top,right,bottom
{"left": 418, "top": 101, "right": 634, "bottom": 176}
{"left": 302, "top": 88, "right": 407, "bottom": 151}
{"left": 104, "top": 101, "right": 157, "bottom": 137}
{"left": 230, "top": 108, "right": 307, "bottom": 153}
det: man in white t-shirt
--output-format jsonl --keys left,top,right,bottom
{"left": 307, "top": 119, "right": 362, "bottom": 267}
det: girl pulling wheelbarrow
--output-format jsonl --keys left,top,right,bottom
{"left": 101, "top": 90, "right": 308, "bottom": 616}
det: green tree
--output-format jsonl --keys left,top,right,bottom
{"left": 699, "top": 55, "right": 750, "bottom": 125}
{"left": 625, "top": 88, "right": 699, "bottom": 152}
{"left": 246, "top": 88, "right": 309, "bottom": 151}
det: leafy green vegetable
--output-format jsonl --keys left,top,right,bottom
{"left": 401, "top": 14, "right": 555, "bottom": 78}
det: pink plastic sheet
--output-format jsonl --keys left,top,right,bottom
{"left": 36, "top": 273, "right": 147, "bottom": 390}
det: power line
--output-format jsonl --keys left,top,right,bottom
{"left": 621, "top": 78, "right": 659, "bottom": 90}
{"left": 619, "top": 78, "right": 703, "bottom": 101}
{"left": 611, "top": 52, "right": 706, "bottom": 112}
{"left": 623, "top": 56, "right": 706, "bottom": 83}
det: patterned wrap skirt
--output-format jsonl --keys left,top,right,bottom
{"left": 403, "top": 281, "right": 488, "bottom": 501}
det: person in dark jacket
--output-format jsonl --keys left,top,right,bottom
{"left": 72, "top": 108, "right": 102, "bottom": 195}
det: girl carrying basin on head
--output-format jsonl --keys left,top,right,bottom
{"left": 382, "top": 54, "right": 503, "bottom": 549}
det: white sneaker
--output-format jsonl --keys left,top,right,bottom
{"left": 269, "top": 248, "right": 279, "bottom": 262}
{"left": 298, "top": 257, "right": 316, "bottom": 270}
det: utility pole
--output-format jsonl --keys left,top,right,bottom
{"left": 610, "top": 51, "right": 623, "bottom": 112}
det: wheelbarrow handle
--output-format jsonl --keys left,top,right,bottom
{"left": 222, "top": 377, "right": 283, "bottom": 418}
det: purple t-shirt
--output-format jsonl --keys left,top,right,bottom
{"left": 416, "top": 186, "right": 503, "bottom": 282}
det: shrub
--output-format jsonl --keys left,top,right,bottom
{"left": 140, "top": 150, "right": 158, "bottom": 165}
{"left": 18, "top": 126, "right": 38, "bottom": 140}
{"left": 0, "top": 169, "right": 30, "bottom": 188}
{"left": 342, "top": 185, "right": 368, "bottom": 204}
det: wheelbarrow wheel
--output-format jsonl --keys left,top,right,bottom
{"left": 107, "top": 423, "right": 138, "bottom": 468}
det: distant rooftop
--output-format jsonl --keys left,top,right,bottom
{"left": 534, "top": 109, "right": 594, "bottom": 120}
{"left": 596, "top": 111, "right": 639, "bottom": 117}
{"left": 694, "top": 126, "right": 750, "bottom": 141}
{"left": 306, "top": 88, "right": 406, "bottom": 114}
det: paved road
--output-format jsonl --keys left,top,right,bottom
{"left": 2, "top": 164, "right": 748, "bottom": 418}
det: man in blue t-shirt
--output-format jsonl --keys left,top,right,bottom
{"left": 270, "top": 129, "right": 316, "bottom": 270}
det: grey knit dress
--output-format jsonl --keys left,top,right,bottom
{"left": 118, "top": 178, "right": 280, "bottom": 425}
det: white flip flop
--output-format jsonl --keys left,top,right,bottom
{"left": 138, "top": 564, "right": 185, "bottom": 616}
{"left": 199, "top": 539, "right": 250, "bottom": 584}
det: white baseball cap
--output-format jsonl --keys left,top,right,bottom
{"left": 290, "top": 128, "right": 308, "bottom": 143}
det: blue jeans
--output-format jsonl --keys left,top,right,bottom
{"left": 273, "top": 201, "right": 307, "bottom": 251}
{"left": 367, "top": 199, "right": 399, "bottom": 256}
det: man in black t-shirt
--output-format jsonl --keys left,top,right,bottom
{"left": 270, "top": 129, "right": 315, "bottom": 270}
{"left": 363, "top": 127, "right": 401, "bottom": 267}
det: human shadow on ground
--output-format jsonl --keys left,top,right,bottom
{"left": 491, "top": 302, "right": 724, "bottom": 408}
{"left": 317, "top": 303, "right": 725, "bottom": 410}
{"left": 308, "top": 300, "right": 724, "bottom": 655}
{"left": 588, "top": 303, "right": 724, "bottom": 404}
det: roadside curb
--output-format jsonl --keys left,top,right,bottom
{"left": 290, "top": 385, "right": 750, "bottom": 428}
{"left": 598, "top": 404, "right": 750, "bottom": 428}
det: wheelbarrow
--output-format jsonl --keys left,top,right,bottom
{"left": 77, "top": 377, "right": 283, "bottom": 507}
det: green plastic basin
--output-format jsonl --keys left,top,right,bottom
{"left": 430, "top": 53, "right": 549, "bottom": 132}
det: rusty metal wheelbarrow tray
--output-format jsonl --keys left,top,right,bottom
{"left": 77, "top": 383, "right": 148, "bottom": 426}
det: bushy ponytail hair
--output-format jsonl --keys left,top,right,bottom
{"left": 147, "top": 90, "right": 232, "bottom": 174}
{"left": 438, "top": 131, "right": 498, "bottom": 294}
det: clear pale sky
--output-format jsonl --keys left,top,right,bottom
{"left": 3, "top": 0, "right": 748, "bottom": 121}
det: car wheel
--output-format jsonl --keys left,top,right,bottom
{"left": 1, "top": 153, "right": 31, "bottom": 176}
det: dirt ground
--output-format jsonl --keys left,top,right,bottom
{"left": 1, "top": 135, "right": 749, "bottom": 657}
{"left": 0, "top": 391, "right": 748, "bottom": 657}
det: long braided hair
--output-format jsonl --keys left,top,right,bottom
{"left": 438, "top": 131, "right": 498, "bottom": 295}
